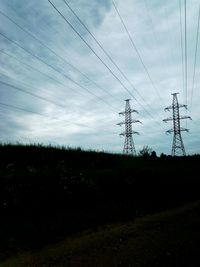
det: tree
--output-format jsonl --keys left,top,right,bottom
{"left": 151, "top": 150, "right": 157, "bottom": 158}
{"left": 138, "top": 146, "right": 153, "bottom": 158}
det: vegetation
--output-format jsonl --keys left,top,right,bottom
{"left": 0, "top": 143, "right": 199, "bottom": 263}
{"left": 2, "top": 201, "right": 200, "bottom": 266}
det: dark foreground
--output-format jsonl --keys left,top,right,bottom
{"left": 1, "top": 201, "right": 200, "bottom": 266}
{"left": 0, "top": 144, "right": 200, "bottom": 264}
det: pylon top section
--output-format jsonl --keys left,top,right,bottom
{"left": 119, "top": 99, "right": 138, "bottom": 115}
{"left": 171, "top": 92, "right": 179, "bottom": 96}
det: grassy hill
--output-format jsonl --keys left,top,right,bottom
{"left": 0, "top": 144, "right": 199, "bottom": 263}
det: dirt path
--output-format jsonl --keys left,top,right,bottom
{"left": 2, "top": 201, "right": 200, "bottom": 266}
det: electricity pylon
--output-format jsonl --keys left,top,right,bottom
{"left": 117, "top": 99, "right": 141, "bottom": 155}
{"left": 163, "top": 93, "right": 192, "bottom": 156}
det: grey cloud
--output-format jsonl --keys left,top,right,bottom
{"left": 0, "top": 0, "right": 199, "bottom": 154}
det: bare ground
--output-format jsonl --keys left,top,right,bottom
{"left": 1, "top": 201, "right": 200, "bottom": 267}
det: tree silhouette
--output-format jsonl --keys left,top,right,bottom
{"left": 138, "top": 145, "right": 153, "bottom": 157}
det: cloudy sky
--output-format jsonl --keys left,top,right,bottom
{"left": 0, "top": 0, "right": 199, "bottom": 155}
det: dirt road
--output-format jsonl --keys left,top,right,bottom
{"left": 2, "top": 201, "right": 200, "bottom": 266}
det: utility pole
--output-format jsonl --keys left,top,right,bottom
{"left": 117, "top": 99, "right": 141, "bottom": 155}
{"left": 163, "top": 93, "right": 191, "bottom": 156}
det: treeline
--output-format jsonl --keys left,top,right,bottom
{"left": 0, "top": 144, "right": 199, "bottom": 259}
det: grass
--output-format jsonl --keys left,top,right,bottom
{"left": 1, "top": 201, "right": 200, "bottom": 267}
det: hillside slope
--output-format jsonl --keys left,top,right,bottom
{"left": 0, "top": 144, "right": 200, "bottom": 263}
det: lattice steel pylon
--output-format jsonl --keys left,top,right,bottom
{"left": 163, "top": 93, "right": 192, "bottom": 156}
{"left": 117, "top": 99, "right": 141, "bottom": 155}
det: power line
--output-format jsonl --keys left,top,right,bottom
{"left": 50, "top": 0, "right": 163, "bottom": 127}
{"left": 0, "top": 49, "right": 86, "bottom": 100}
{"left": 0, "top": 9, "right": 121, "bottom": 104}
{"left": 0, "top": 101, "right": 48, "bottom": 117}
{"left": 112, "top": 0, "right": 164, "bottom": 104}
{"left": 0, "top": 50, "right": 113, "bottom": 118}
{"left": 62, "top": 0, "right": 144, "bottom": 100}
{"left": 0, "top": 79, "right": 66, "bottom": 108}
{"left": 190, "top": 5, "right": 200, "bottom": 110}
{"left": 1, "top": 71, "right": 68, "bottom": 106}
{"left": 0, "top": 101, "right": 118, "bottom": 135}
{"left": 162, "top": 0, "right": 177, "bottom": 73}
{"left": 0, "top": 50, "right": 114, "bottom": 115}
{"left": 143, "top": 0, "right": 162, "bottom": 54}
{"left": 143, "top": 0, "right": 173, "bottom": 96}
{"left": 184, "top": 0, "right": 188, "bottom": 106}
{"left": 0, "top": 31, "right": 118, "bottom": 112}
{"left": 62, "top": 0, "right": 164, "bottom": 121}
{"left": 0, "top": 49, "right": 101, "bottom": 116}
{"left": 48, "top": 0, "right": 134, "bottom": 97}
{"left": 0, "top": 55, "right": 116, "bottom": 119}
{"left": 179, "top": 0, "right": 185, "bottom": 99}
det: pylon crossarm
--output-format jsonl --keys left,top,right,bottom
{"left": 122, "top": 119, "right": 142, "bottom": 124}
{"left": 119, "top": 109, "right": 138, "bottom": 115}
{"left": 131, "top": 109, "right": 139, "bottom": 114}
{"left": 132, "top": 120, "right": 142, "bottom": 124}
{"left": 117, "top": 122, "right": 125, "bottom": 126}
{"left": 179, "top": 116, "right": 192, "bottom": 120}
{"left": 180, "top": 128, "right": 189, "bottom": 132}
{"left": 164, "top": 106, "right": 172, "bottom": 111}
{"left": 120, "top": 131, "right": 139, "bottom": 136}
{"left": 178, "top": 104, "right": 187, "bottom": 109}
{"left": 163, "top": 117, "right": 173, "bottom": 122}
{"left": 166, "top": 129, "right": 173, "bottom": 134}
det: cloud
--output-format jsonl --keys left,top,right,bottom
{"left": 0, "top": 0, "right": 199, "bottom": 155}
